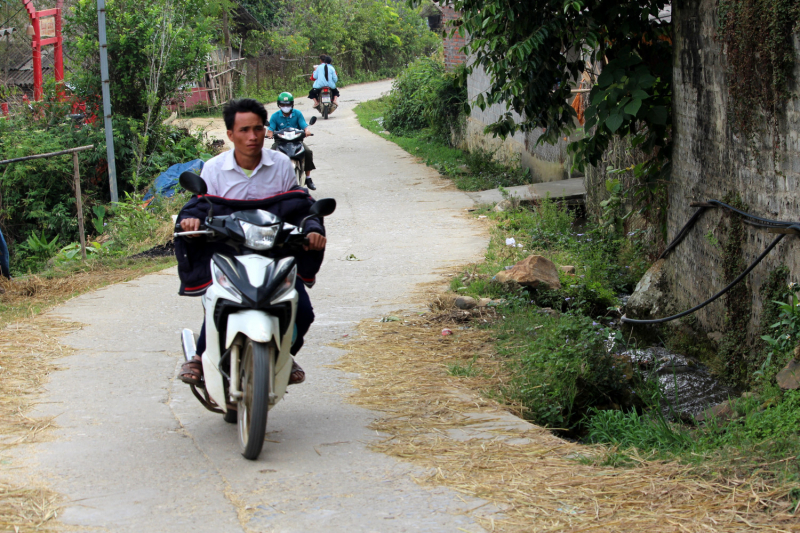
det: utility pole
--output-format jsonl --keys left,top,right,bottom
{"left": 97, "top": 0, "right": 119, "bottom": 203}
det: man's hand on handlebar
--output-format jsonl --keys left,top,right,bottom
{"left": 266, "top": 130, "right": 274, "bottom": 139}
{"left": 180, "top": 218, "right": 201, "bottom": 237}
{"left": 305, "top": 232, "right": 326, "bottom": 251}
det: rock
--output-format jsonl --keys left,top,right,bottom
{"left": 477, "top": 298, "right": 493, "bottom": 308}
{"left": 741, "top": 392, "right": 757, "bottom": 399}
{"left": 626, "top": 258, "right": 669, "bottom": 319}
{"left": 454, "top": 296, "right": 478, "bottom": 310}
{"left": 695, "top": 400, "right": 736, "bottom": 423}
{"left": 493, "top": 199, "right": 513, "bottom": 212}
{"left": 612, "top": 355, "right": 634, "bottom": 382}
{"left": 794, "top": 344, "right": 800, "bottom": 359}
{"left": 707, "top": 331, "right": 724, "bottom": 343}
{"left": 495, "top": 255, "right": 562, "bottom": 290}
{"left": 539, "top": 307, "right": 560, "bottom": 317}
{"left": 559, "top": 265, "right": 576, "bottom": 274}
{"left": 776, "top": 358, "right": 800, "bottom": 390}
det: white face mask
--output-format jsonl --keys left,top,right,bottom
{"left": 280, "top": 105, "right": 292, "bottom": 113}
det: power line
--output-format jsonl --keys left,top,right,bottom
{"left": 1, "top": 0, "right": 34, "bottom": 34}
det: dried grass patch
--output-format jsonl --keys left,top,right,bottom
{"left": 0, "top": 483, "right": 59, "bottom": 532}
{"left": 0, "top": 316, "right": 80, "bottom": 446}
{"left": 0, "top": 260, "right": 171, "bottom": 531}
{"left": 335, "top": 306, "right": 798, "bottom": 532}
{"left": 0, "top": 315, "right": 79, "bottom": 532}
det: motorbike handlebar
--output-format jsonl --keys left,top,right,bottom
{"left": 173, "top": 230, "right": 213, "bottom": 238}
{"left": 174, "top": 220, "right": 209, "bottom": 238}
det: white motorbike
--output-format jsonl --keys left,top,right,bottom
{"left": 175, "top": 172, "right": 335, "bottom": 460}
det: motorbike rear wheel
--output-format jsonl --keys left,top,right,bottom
{"left": 322, "top": 104, "right": 329, "bottom": 120}
{"left": 237, "top": 339, "right": 272, "bottom": 460}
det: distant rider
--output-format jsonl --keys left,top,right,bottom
{"left": 177, "top": 98, "right": 326, "bottom": 388}
{"left": 267, "top": 92, "right": 317, "bottom": 191}
{"left": 309, "top": 54, "right": 339, "bottom": 110}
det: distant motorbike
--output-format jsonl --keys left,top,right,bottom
{"left": 272, "top": 116, "right": 316, "bottom": 187}
{"left": 174, "top": 171, "right": 336, "bottom": 460}
{"left": 317, "top": 87, "right": 334, "bottom": 120}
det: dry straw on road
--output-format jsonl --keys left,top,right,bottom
{"left": 0, "top": 315, "right": 78, "bottom": 531}
{"left": 0, "top": 266, "right": 170, "bottom": 532}
{"left": 336, "top": 307, "right": 798, "bottom": 532}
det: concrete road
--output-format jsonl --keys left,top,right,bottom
{"left": 13, "top": 80, "right": 492, "bottom": 532}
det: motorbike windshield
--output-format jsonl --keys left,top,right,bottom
{"left": 232, "top": 209, "right": 281, "bottom": 226}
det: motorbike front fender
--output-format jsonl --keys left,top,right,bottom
{"left": 225, "top": 310, "right": 281, "bottom": 349}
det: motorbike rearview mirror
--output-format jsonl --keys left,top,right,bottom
{"left": 309, "top": 116, "right": 317, "bottom": 126}
{"left": 301, "top": 198, "right": 336, "bottom": 232}
{"left": 309, "top": 198, "right": 336, "bottom": 218}
{"left": 179, "top": 172, "right": 208, "bottom": 196}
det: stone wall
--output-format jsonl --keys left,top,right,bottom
{"left": 465, "top": 62, "right": 574, "bottom": 183}
{"left": 440, "top": 4, "right": 574, "bottom": 183}
{"left": 668, "top": 0, "right": 800, "bottom": 341}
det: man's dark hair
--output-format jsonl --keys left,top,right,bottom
{"left": 319, "top": 54, "right": 327, "bottom": 63}
{"left": 324, "top": 55, "right": 333, "bottom": 64}
{"left": 223, "top": 98, "right": 267, "bottom": 130}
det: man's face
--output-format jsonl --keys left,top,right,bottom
{"left": 226, "top": 112, "right": 266, "bottom": 158}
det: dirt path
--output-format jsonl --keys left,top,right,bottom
{"left": 7, "top": 80, "right": 495, "bottom": 532}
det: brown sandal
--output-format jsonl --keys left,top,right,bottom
{"left": 289, "top": 360, "right": 305, "bottom": 385}
{"left": 179, "top": 357, "right": 203, "bottom": 386}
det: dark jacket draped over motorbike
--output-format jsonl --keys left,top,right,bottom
{"left": 174, "top": 189, "right": 325, "bottom": 296}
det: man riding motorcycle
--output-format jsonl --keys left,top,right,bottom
{"left": 177, "top": 98, "right": 326, "bottom": 388}
{"left": 267, "top": 92, "right": 317, "bottom": 190}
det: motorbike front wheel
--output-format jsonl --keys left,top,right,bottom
{"left": 237, "top": 339, "right": 272, "bottom": 460}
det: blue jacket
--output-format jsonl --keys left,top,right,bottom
{"left": 268, "top": 109, "right": 308, "bottom": 132}
{"left": 174, "top": 189, "right": 325, "bottom": 296}
{"left": 312, "top": 63, "right": 338, "bottom": 89}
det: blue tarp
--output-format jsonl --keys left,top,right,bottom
{"left": 143, "top": 159, "right": 205, "bottom": 202}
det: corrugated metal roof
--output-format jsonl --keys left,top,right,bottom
{"left": 8, "top": 67, "right": 53, "bottom": 87}
{"left": 4, "top": 47, "right": 55, "bottom": 87}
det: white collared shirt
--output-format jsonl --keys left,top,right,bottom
{"left": 200, "top": 148, "right": 296, "bottom": 199}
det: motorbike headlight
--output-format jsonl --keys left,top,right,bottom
{"left": 212, "top": 262, "right": 242, "bottom": 300}
{"left": 271, "top": 265, "right": 297, "bottom": 303}
{"left": 240, "top": 221, "right": 279, "bottom": 250}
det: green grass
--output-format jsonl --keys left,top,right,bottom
{"left": 439, "top": 190, "right": 800, "bottom": 497}
{"left": 448, "top": 354, "right": 481, "bottom": 377}
{"left": 354, "top": 97, "right": 531, "bottom": 191}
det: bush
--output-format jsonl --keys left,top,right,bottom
{"left": 0, "top": 86, "right": 207, "bottom": 274}
{"left": 497, "top": 308, "right": 631, "bottom": 431}
{"left": 106, "top": 191, "right": 189, "bottom": 255}
{"left": 383, "top": 57, "right": 467, "bottom": 143}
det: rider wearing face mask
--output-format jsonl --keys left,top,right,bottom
{"left": 266, "top": 92, "right": 317, "bottom": 190}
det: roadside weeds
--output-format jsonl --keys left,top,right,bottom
{"left": 335, "top": 305, "right": 798, "bottom": 532}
